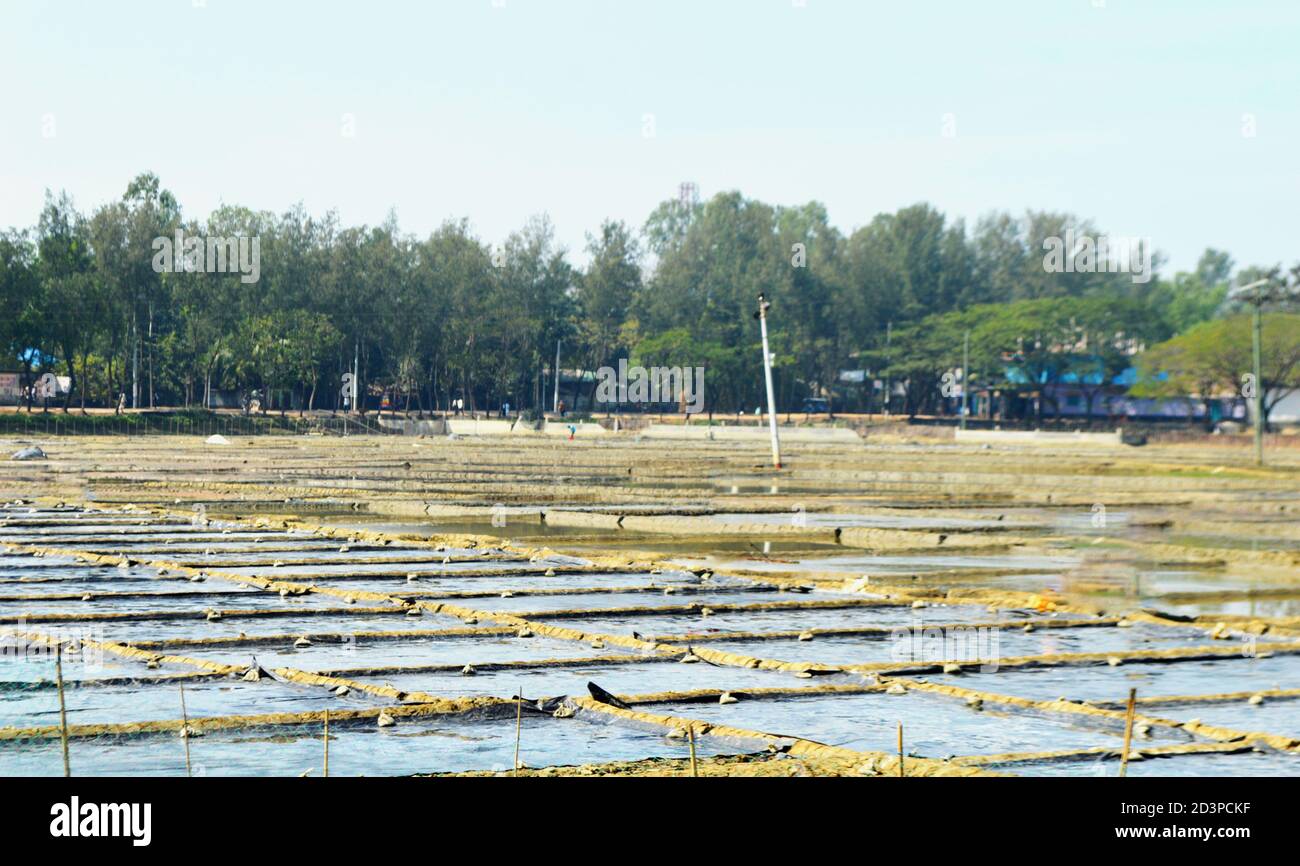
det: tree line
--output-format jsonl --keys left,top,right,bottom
{"left": 1, "top": 172, "right": 1295, "bottom": 420}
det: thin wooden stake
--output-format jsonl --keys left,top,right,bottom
{"left": 513, "top": 686, "right": 523, "bottom": 777}
{"left": 56, "top": 644, "right": 70, "bottom": 778}
{"left": 897, "top": 721, "right": 904, "bottom": 778}
{"left": 1119, "top": 687, "right": 1137, "bottom": 777}
{"left": 179, "top": 683, "right": 192, "bottom": 777}
{"left": 688, "top": 726, "right": 698, "bottom": 777}
{"left": 323, "top": 709, "right": 330, "bottom": 778}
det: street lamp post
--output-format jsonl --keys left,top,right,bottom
{"left": 756, "top": 294, "right": 782, "bottom": 470}
{"left": 884, "top": 321, "right": 892, "bottom": 417}
{"left": 1228, "top": 278, "right": 1297, "bottom": 466}
{"left": 1252, "top": 300, "right": 1263, "bottom": 465}
{"left": 961, "top": 330, "right": 970, "bottom": 431}
{"left": 553, "top": 340, "right": 561, "bottom": 415}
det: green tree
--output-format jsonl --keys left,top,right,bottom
{"left": 0, "top": 231, "right": 40, "bottom": 406}
{"left": 575, "top": 220, "right": 642, "bottom": 407}
{"left": 35, "top": 191, "right": 94, "bottom": 412}
{"left": 1134, "top": 314, "right": 1300, "bottom": 428}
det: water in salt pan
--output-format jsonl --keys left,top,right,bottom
{"left": 0, "top": 677, "right": 379, "bottom": 729}
{"left": 176, "top": 632, "right": 638, "bottom": 672}
{"left": 347, "top": 658, "right": 823, "bottom": 701}
{"left": 544, "top": 603, "right": 1065, "bottom": 641}
{"left": 991, "top": 749, "right": 1300, "bottom": 777}
{"left": 690, "top": 623, "right": 1222, "bottom": 668}
{"left": 657, "top": 690, "right": 1196, "bottom": 757}
{"left": 0, "top": 713, "right": 745, "bottom": 776}
{"left": 928, "top": 653, "right": 1299, "bottom": 704}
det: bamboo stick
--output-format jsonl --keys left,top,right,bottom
{"left": 56, "top": 644, "right": 70, "bottom": 777}
{"left": 180, "top": 683, "right": 192, "bottom": 777}
{"left": 513, "top": 686, "right": 522, "bottom": 777}
{"left": 1119, "top": 688, "right": 1137, "bottom": 777}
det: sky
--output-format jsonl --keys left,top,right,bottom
{"left": 1, "top": 0, "right": 1297, "bottom": 274}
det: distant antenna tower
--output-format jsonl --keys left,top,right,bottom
{"left": 678, "top": 182, "right": 699, "bottom": 209}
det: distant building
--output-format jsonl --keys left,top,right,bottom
{"left": 967, "top": 363, "right": 1246, "bottom": 425}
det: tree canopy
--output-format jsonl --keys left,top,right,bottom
{"left": 1, "top": 173, "right": 1293, "bottom": 418}
{"left": 1134, "top": 314, "right": 1300, "bottom": 426}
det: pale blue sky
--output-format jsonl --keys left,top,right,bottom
{"left": 2, "top": 0, "right": 1296, "bottom": 273}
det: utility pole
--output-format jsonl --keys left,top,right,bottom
{"left": 352, "top": 341, "right": 359, "bottom": 415}
{"left": 553, "top": 340, "right": 561, "bottom": 414}
{"left": 884, "top": 321, "right": 892, "bottom": 417}
{"left": 757, "top": 294, "right": 781, "bottom": 470}
{"left": 961, "top": 330, "right": 970, "bottom": 431}
{"left": 131, "top": 330, "right": 139, "bottom": 410}
{"left": 1252, "top": 302, "right": 1263, "bottom": 466}
{"left": 1228, "top": 278, "right": 1295, "bottom": 467}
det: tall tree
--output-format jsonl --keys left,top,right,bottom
{"left": 35, "top": 191, "right": 93, "bottom": 412}
{"left": 575, "top": 219, "right": 642, "bottom": 407}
